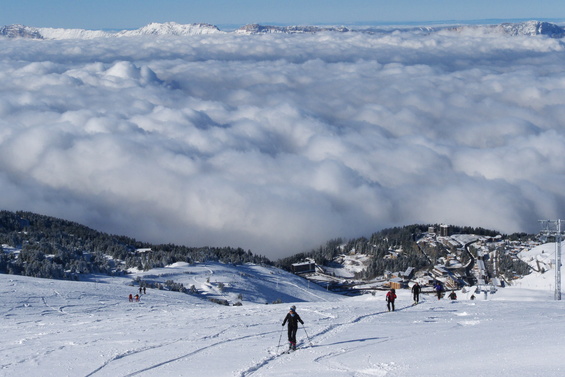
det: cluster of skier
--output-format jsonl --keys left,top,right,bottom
{"left": 281, "top": 282, "right": 466, "bottom": 352}
{"left": 385, "top": 281, "right": 463, "bottom": 312}
{"left": 128, "top": 286, "right": 147, "bottom": 302}
{"left": 431, "top": 281, "right": 460, "bottom": 301}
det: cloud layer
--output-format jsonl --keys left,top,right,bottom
{"left": 1, "top": 31, "right": 565, "bottom": 258}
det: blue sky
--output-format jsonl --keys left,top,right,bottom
{"left": 2, "top": 0, "right": 565, "bottom": 29}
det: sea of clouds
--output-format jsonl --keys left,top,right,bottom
{"left": 1, "top": 30, "right": 565, "bottom": 258}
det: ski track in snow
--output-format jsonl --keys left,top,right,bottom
{"left": 111, "top": 329, "right": 283, "bottom": 377}
{"left": 237, "top": 298, "right": 522, "bottom": 377}
{"left": 238, "top": 302, "right": 415, "bottom": 376}
{"left": 86, "top": 329, "right": 274, "bottom": 377}
{"left": 2, "top": 267, "right": 565, "bottom": 377}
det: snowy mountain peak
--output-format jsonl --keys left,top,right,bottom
{"left": 0, "top": 24, "right": 42, "bottom": 39}
{"left": 117, "top": 22, "right": 222, "bottom": 36}
{"left": 496, "top": 20, "right": 565, "bottom": 37}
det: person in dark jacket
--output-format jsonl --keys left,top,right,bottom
{"left": 386, "top": 289, "right": 397, "bottom": 311}
{"left": 411, "top": 283, "right": 421, "bottom": 303}
{"left": 282, "top": 305, "right": 304, "bottom": 350}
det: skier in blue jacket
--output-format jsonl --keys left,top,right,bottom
{"left": 434, "top": 281, "right": 444, "bottom": 300}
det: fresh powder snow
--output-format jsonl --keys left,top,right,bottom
{"left": 1, "top": 246, "right": 564, "bottom": 376}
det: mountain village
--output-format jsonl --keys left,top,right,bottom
{"left": 292, "top": 225, "right": 541, "bottom": 299}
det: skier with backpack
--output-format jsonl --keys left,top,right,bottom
{"left": 282, "top": 305, "right": 304, "bottom": 351}
{"left": 386, "top": 288, "right": 397, "bottom": 312}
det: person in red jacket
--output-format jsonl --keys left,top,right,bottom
{"left": 386, "top": 288, "right": 397, "bottom": 312}
{"left": 282, "top": 305, "right": 304, "bottom": 351}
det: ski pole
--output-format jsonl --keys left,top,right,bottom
{"left": 301, "top": 323, "right": 313, "bottom": 347}
{"left": 277, "top": 325, "right": 284, "bottom": 353}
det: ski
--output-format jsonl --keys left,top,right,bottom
{"left": 271, "top": 344, "right": 303, "bottom": 356}
{"left": 270, "top": 346, "right": 297, "bottom": 356}
{"left": 281, "top": 348, "right": 299, "bottom": 355}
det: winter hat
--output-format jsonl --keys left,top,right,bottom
{"left": 290, "top": 305, "right": 296, "bottom": 311}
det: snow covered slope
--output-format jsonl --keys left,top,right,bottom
{"left": 1, "top": 250, "right": 564, "bottom": 376}
{"left": 129, "top": 261, "right": 339, "bottom": 304}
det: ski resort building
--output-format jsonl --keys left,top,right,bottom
{"left": 291, "top": 259, "right": 316, "bottom": 274}
{"left": 440, "top": 224, "right": 450, "bottom": 237}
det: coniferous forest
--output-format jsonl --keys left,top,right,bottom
{"left": 0, "top": 210, "right": 269, "bottom": 280}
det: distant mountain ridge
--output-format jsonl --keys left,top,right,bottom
{"left": 234, "top": 24, "right": 350, "bottom": 35}
{"left": 1, "top": 20, "right": 564, "bottom": 40}
{"left": 1, "top": 22, "right": 222, "bottom": 40}
{"left": 116, "top": 22, "right": 221, "bottom": 37}
{"left": 451, "top": 20, "right": 565, "bottom": 38}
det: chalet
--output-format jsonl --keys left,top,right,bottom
{"left": 432, "top": 265, "right": 461, "bottom": 289}
{"left": 416, "top": 275, "right": 436, "bottom": 287}
{"left": 389, "top": 277, "right": 407, "bottom": 289}
{"left": 402, "top": 267, "right": 415, "bottom": 279}
{"left": 432, "top": 265, "right": 449, "bottom": 277}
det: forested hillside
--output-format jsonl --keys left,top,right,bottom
{"left": 0, "top": 210, "right": 533, "bottom": 285}
{"left": 0, "top": 210, "right": 270, "bottom": 280}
